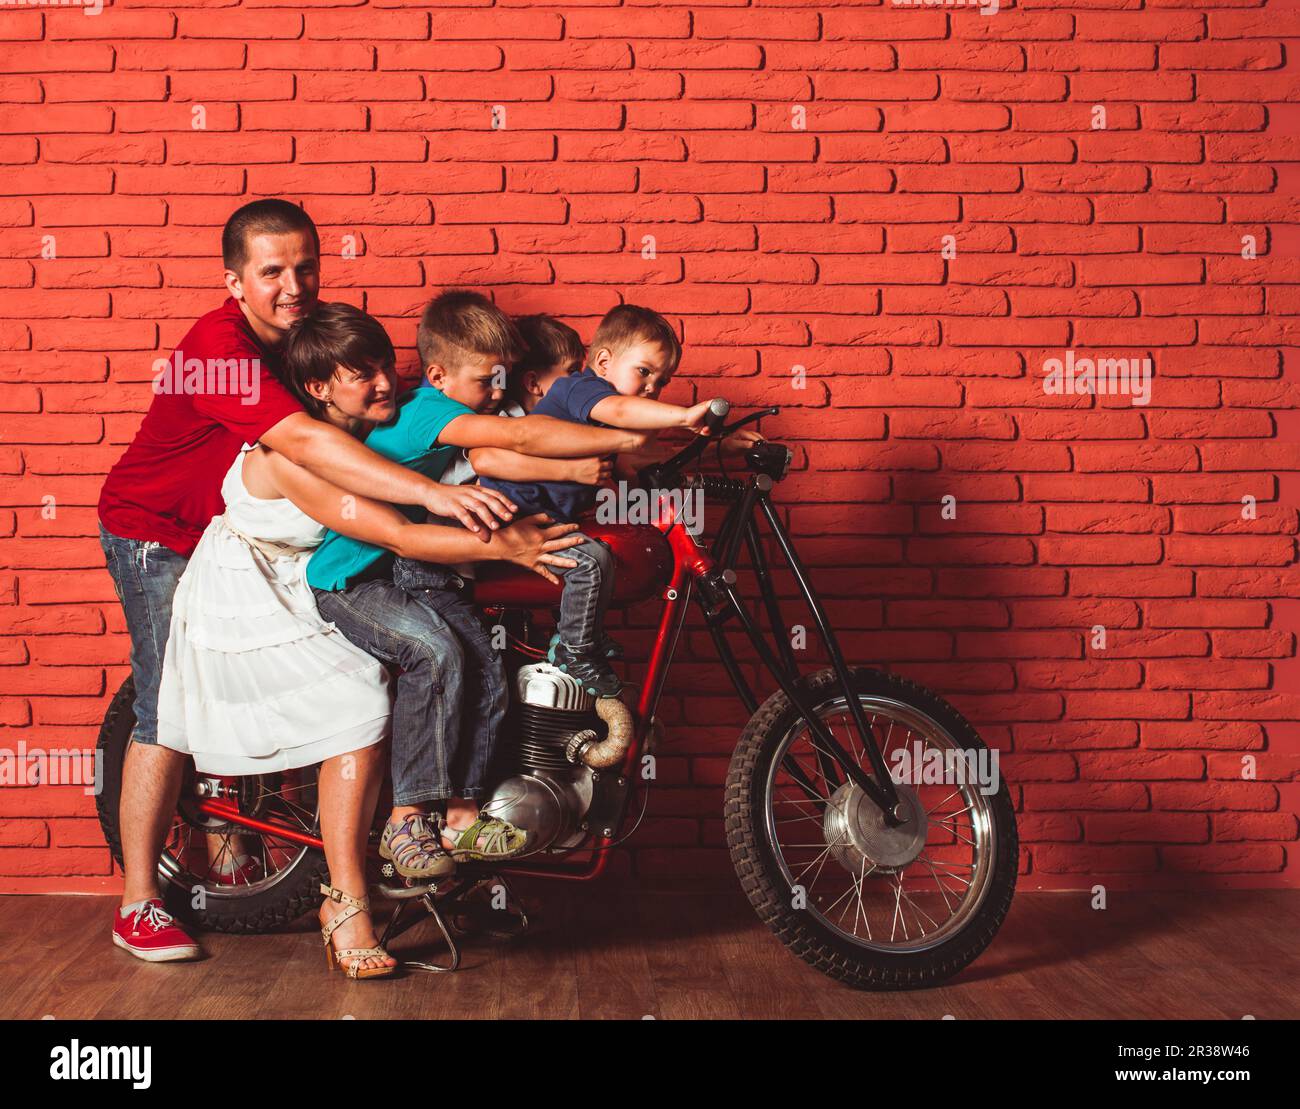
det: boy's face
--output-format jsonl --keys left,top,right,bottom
{"left": 426, "top": 353, "right": 507, "bottom": 414}
{"left": 225, "top": 230, "right": 320, "bottom": 346}
{"left": 514, "top": 354, "right": 582, "bottom": 413}
{"left": 592, "top": 339, "right": 673, "bottom": 399}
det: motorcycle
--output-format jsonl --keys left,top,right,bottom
{"left": 96, "top": 400, "right": 1018, "bottom": 990}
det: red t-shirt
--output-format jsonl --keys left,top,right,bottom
{"left": 98, "top": 298, "right": 303, "bottom": 557}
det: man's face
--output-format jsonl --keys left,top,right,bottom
{"left": 428, "top": 352, "right": 506, "bottom": 414}
{"left": 225, "top": 230, "right": 320, "bottom": 345}
{"left": 592, "top": 340, "right": 673, "bottom": 399}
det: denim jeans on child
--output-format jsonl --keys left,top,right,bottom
{"left": 312, "top": 570, "right": 506, "bottom": 806}
{"left": 546, "top": 536, "right": 615, "bottom": 655}
{"left": 99, "top": 523, "right": 189, "bottom": 745}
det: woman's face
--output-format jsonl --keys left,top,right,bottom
{"left": 310, "top": 361, "right": 397, "bottom": 427}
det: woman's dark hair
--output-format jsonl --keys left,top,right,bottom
{"left": 281, "top": 303, "right": 395, "bottom": 418}
{"left": 222, "top": 199, "right": 320, "bottom": 275}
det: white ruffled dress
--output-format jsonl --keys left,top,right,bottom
{"left": 156, "top": 447, "right": 391, "bottom": 775}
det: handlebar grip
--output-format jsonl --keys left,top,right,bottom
{"left": 705, "top": 397, "right": 730, "bottom": 432}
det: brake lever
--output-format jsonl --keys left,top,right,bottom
{"left": 719, "top": 406, "right": 779, "bottom": 439}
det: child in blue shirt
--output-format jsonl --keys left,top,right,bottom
{"left": 480, "top": 305, "right": 718, "bottom": 697}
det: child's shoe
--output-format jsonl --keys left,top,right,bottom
{"left": 380, "top": 813, "right": 456, "bottom": 880}
{"left": 549, "top": 631, "right": 622, "bottom": 660}
{"left": 548, "top": 640, "right": 623, "bottom": 698}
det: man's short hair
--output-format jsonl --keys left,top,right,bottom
{"left": 222, "top": 199, "right": 320, "bottom": 275}
{"left": 416, "top": 289, "right": 525, "bottom": 371}
{"left": 281, "top": 302, "right": 395, "bottom": 418}
{"left": 589, "top": 304, "right": 682, "bottom": 374}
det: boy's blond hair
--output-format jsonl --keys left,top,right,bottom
{"left": 416, "top": 289, "right": 525, "bottom": 371}
{"left": 588, "top": 304, "right": 682, "bottom": 374}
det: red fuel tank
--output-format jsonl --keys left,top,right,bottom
{"left": 471, "top": 522, "right": 674, "bottom": 609}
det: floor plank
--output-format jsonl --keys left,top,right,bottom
{"left": 2, "top": 889, "right": 1295, "bottom": 1020}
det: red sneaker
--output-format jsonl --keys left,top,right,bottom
{"left": 112, "top": 898, "right": 202, "bottom": 962}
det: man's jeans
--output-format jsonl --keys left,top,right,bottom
{"left": 313, "top": 572, "right": 506, "bottom": 806}
{"left": 99, "top": 523, "right": 188, "bottom": 745}
{"left": 548, "top": 536, "right": 615, "bottom": 654}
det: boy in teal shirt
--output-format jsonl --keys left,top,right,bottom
{"left": 307, "top": 386, "right": 472, "bottom": 592}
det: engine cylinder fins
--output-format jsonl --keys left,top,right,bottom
{"left": 502, "top": 703, "right": 604, "bottom": 774}
{"left": 514, "top": 661, "right": 596, "bottom": 713}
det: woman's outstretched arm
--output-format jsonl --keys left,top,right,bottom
{"left": 261, "top": 449, "right": 582, "bottom": 582}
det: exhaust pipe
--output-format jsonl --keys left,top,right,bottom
{"left": 565, "top": 696, "right": 635, "bottom": 769}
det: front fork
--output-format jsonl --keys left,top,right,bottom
{"left": 681, "top": 480, "right": 905, "bottom": 826}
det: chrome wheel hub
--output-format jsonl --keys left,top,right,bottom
{"left": 823, "top": 779, "right": 928, "bottom": 872}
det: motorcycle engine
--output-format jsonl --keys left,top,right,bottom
{"left": 479, "top": 662, "right": 600, "bottom": 854}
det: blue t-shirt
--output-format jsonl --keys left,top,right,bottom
{"left": 306, "top": 387, "right": 473, "bottom": 591}
{"left": 479, "top": 367, "right": 619, "bottom": 523}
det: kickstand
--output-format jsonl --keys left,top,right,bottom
{"left": 380, "top": 889, "right": 461, "bottom": 973}
{"left": 442, "top": 870, "right": 530, "bottom": 941}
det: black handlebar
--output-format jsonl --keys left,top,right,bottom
{"left": 634, "top": 401, "right": 786, "bottom": 492}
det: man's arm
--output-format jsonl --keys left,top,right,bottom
{"left": 589, "top": 395, "right": 715, "bottom": 432}
{"left": 260, "top": 411, "right": 514, "bottom": 539}
{"left": 440, "top": 412, "right": 648, "bottom": 457}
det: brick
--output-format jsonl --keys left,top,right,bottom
{"left": 1160, "top": 845, "right": 1284, "bottom": 873}
{"left": 1210, "top": 631, "right": 1293, "bottom": 660}
{"left": 1085, "top": 814, "right": 1209, "bottom": 844}
{"left": 1143, "top": 721, "right": 1265, "bottom": 751}
{"left": 1212, "top": 813, "right": 1299, "bottom": 843}
{"left": 1024, "top": 782, "right": 1148, "bottom": 811}
{"left": 1151, "top": 782, "right": 1277, "bottom": 812}
{"left": 1034, "top": 845, "right": 1159, "bottom": 873}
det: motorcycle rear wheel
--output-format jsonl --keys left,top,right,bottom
{"left": 96, "top": 677, "right": 327, "bottom": 934}
{"left": 725, "top": 666, "right": 1018, "bottom": 990}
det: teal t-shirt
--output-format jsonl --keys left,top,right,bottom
{"left": 306, "top": 387, "right": 473, "bottom": 591}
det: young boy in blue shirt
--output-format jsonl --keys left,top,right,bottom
{"left": 479, "top": 305, "right": 719, "bottom": 697}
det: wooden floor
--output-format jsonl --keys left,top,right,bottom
{"left": 1, "top": 887, "right": 1296, "bottom": 1020}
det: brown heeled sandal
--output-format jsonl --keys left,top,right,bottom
{"left": 319, "top": 884, "right": 397, "bottom": 980}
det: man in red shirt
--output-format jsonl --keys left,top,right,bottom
{"left": 99, "top": 199, "right": 512, "bottom": 961}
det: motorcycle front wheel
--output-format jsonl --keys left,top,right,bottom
{"left": 725, "top": 666, "right": 1018, "bottom": 991}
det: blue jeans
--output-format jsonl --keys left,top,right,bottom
{"left": 98, "top": 522, "right": 188, "bottom": 745}
{"left": 550, "top": 536, "right": 615, "bottom": 654}
{"left": 313, "top": 574, "right": 506, "bottom": 806}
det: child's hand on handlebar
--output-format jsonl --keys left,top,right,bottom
{"left": 498, "top": 513, "right": 584, "bottom": 585}
{"left": 681, "top": 398, "right": 721, "bottom": 429}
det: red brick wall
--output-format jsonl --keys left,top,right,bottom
{"left": 1, "top": 1, "right": 1298, "bottom": 893}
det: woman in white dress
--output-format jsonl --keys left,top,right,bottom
{"left": 157, "top": 304, "right": 583, "bottom": 978}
